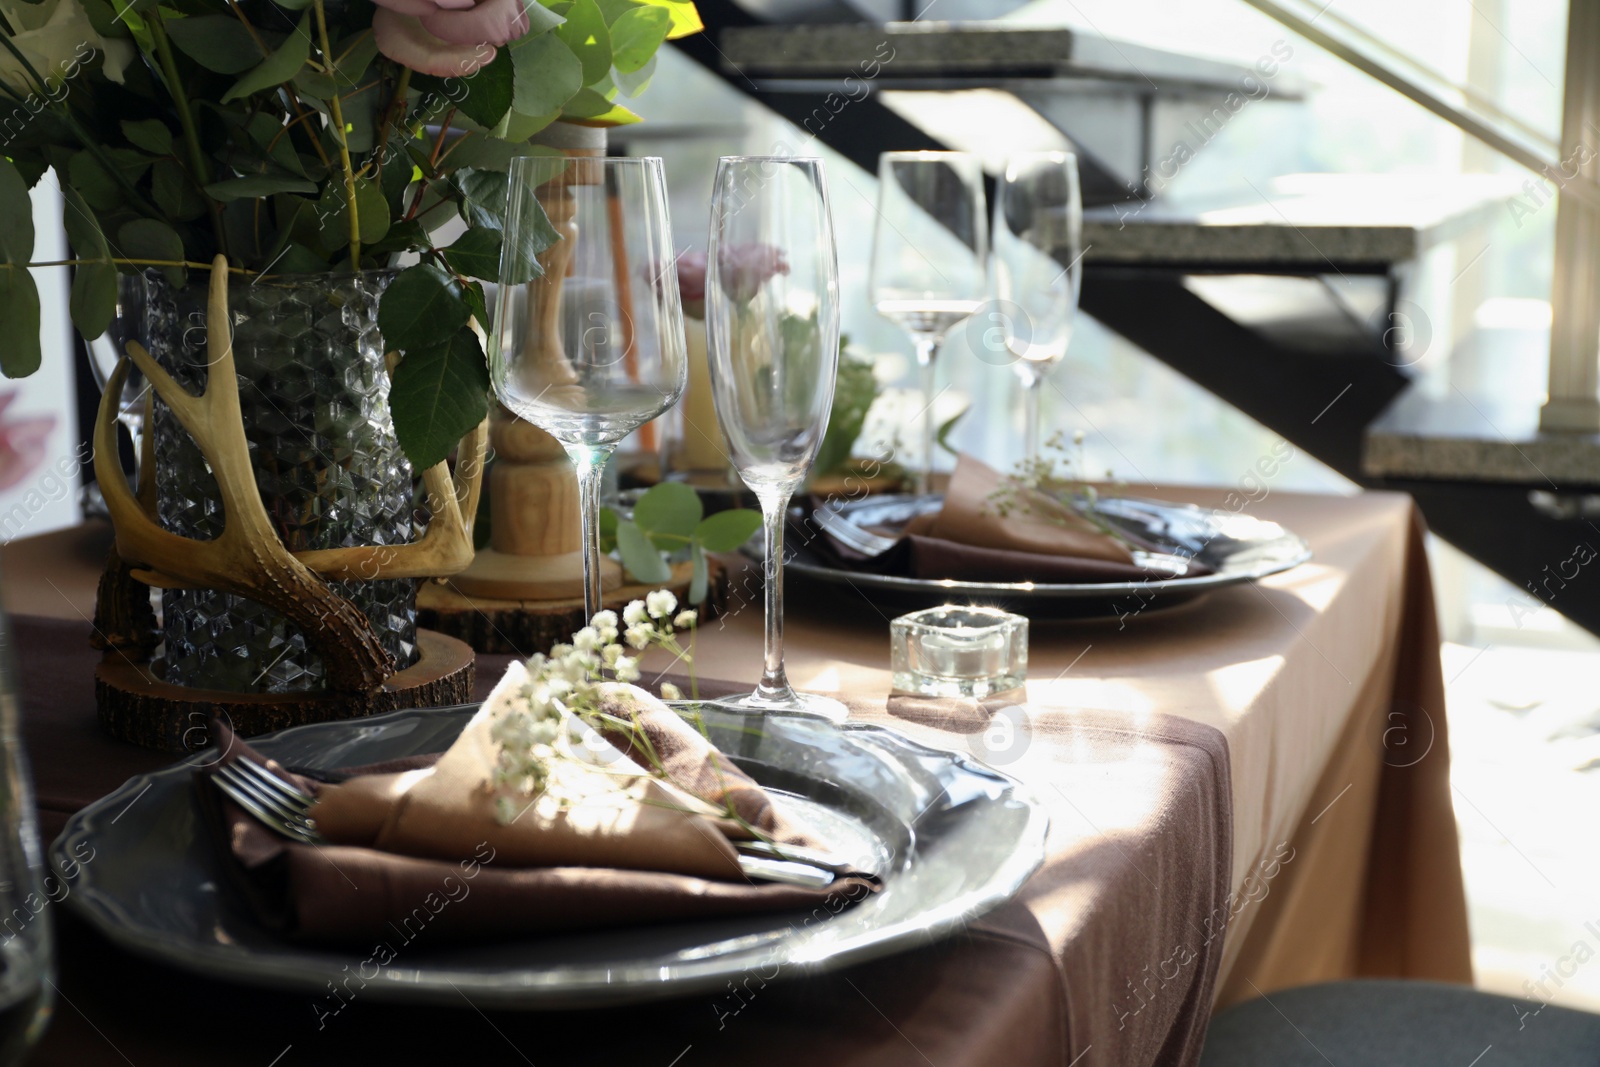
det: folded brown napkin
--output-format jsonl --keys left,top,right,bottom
{"left": 197, "top": 668, "right": 878, "bottom": 946}
{"left": 812, "top": 454, "right": 1211, "bottom": 584}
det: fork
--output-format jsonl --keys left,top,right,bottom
{"left": 212, "top": 759, "right": 844, "bottom": 889}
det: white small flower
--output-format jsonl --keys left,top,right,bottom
{"left": 572, "top": 626, "right": 602, "bottom": 652}
{"left": 623, "top": 600, "right": 649, "bottom": 626}
{"left": 601, "top": 645, "right": 623, "bottom": 667}
{"left": 646, "top": 589, "right": 677, "bottom": 619}
{"left": 660, "top": 681, "right": 683, "bottom": 700}
{"left": 673, "top": 610, "right": 697, "bottom": 628}
{"left": 614, "top": 655, "right": 641, "bottom": 682}
{"left": 624, "top": 624, "right": 653, "bottom": 650}
{"left": 591, "top": 609, "right": 618, "bottom": 631}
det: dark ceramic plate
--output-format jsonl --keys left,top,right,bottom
{"left": 51, "top": 702, "right": 1047, "bottom": 1008}
{"left": 787, "top": 493, "right": 1312, "bottom": 619}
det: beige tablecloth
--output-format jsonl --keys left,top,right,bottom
{"left": 1, "top": 486, "right": 1470, "bottom": 1066}
{"left": 676, "top": 485, "right": 1471, "bottom": 1000}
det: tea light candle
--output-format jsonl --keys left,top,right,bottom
{"left": 890, "top": 605, "right": 1028, "bottom": 698}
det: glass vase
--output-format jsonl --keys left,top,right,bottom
{"left": 137, "top": 270, "right": 419, "bottom": 693}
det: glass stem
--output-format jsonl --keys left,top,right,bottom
{"left": 754, "top": 488, "right": 795, "bottom": 702}
{"left": 914, "top": 335, "right": 941, "bottom": 496}
{"left": 566, "top": 444, "right": 614, "bottom": 621}
{"left": 1023, "top": 374, "right": 1044, "bottom": 464}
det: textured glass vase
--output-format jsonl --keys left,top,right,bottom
{"left": 140, "top": 271, "right": 419, "bottom": 693}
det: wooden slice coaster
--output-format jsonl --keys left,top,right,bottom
{"left": 418, "top": 558, "right": 734, "bottom": 657}
{"left": 96, "top": 629, "right": 475, "bottom": 753}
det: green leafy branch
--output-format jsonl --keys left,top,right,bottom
{"left": 598, "top": 482, "right": 761, "bottom": 605}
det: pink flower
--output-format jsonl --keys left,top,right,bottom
{"left": 0, "top": 391, "right": 55, "bottom": 493}
{"left": 676, "top": 249, "right": 706, "bottom": 318}
{"left": 715, "top": 243, "right": 789, "bottom": 304}
{"left": 370, "top": 0, "right": 529, "bottom": 77}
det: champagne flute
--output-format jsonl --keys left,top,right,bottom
{"left": 992, "top": 152, "right": 1083, "bottom": 463}
{"left": 493, "top": 155, "right": 687, "bottom": 618}
{"left": 705, "top": 156, "right": 845, "bottom": 720}
{"left": 868, "top": 151, "right": 987, "bottom": 495}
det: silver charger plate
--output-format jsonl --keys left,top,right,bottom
{"left": 791, "top": 493, "right": 1312, "bottom": 619}
{"left": 51, "top": 702, "right": 1047, "bottom": 1008}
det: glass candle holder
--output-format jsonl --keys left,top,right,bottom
{"left": 890, "top": 605, "right": 1028, "bottom": 698}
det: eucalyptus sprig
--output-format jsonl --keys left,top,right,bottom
{"left": 599, "top": 482, "right": 761, "bottom": 605}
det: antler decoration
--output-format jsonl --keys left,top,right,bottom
{"left": 92, "top": 256, "right": 488, "bottom": 696}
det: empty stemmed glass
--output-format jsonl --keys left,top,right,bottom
{"left": 705, "top": 156, "right": 846, "bottom": 720}
{"left": 868, "top": 151, "right": 987, "bottom": 494}
{"left": 493, "top": 155, "right": 687, "bottom": 618}
{"left": 992, "top": 152, "right": 1083, "bottom": 463}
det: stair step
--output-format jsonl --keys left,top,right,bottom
{"left": 717, "top": 22, "right": 1294, "bottom": 95}
{"left": 1365, "top": 390, "right": 1600, "bottom": 488}
{"left": 1085, "top": 174, "right": 1520, "bottom": 270}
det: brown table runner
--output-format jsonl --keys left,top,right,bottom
{"left": 13, "top": 615, "right": 1231, "bottom": 1067}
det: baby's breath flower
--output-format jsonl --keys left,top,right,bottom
{"left": 601, "top": 645, "right": 623, "bottom": 667}
{"left": 613, "top": 655, "right": 641, "bottom": 682}
{"left": 591, "top": 609, "right": 618, "bottom": 632}
{"left": 645, "top": 589, "right": 677, "bottom": 619}
{"left": 572, "top": 626, "right": 602, "bottom": 652}
{"left": 623, "top": 600, "right": 649, "bottom": 627}
{"left": 673, "top": 609, "right": 697, "bottom": 629}
{"left": 624, "top": 624, "right": 653, "bottom": 650}
{"left": 660, "top": 681, "right": 683, "bottom": 700}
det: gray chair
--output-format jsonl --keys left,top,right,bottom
{"left": 1200, "top": 980, "right": 1600, "bottom": 1065}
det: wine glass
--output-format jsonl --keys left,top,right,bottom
{"left": 868, "top": 151, "right": 987, "bottom": 495}
{"left": 992, "top": 152, "right": 1083, "bottom": 463}
{"left": 493, "top": 155, "right": 687, "bottom": 618}
{"left": 705, "top": 156, "right": 845, "bottom": 720}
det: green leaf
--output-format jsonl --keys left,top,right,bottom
{"left": 462, "top": 279, "right": 490, "bottom": 329}
{"left": 152, "top": 159, "right": 208, "bottom": 221}
{"left": 204, "top": 174, "right": 319, "bottom": 200}
{"left": 453, "top": 47, "right": 514, "bottom": 130}
{"left": 598, "top": 505, "right": 619, "bottom": 553}
{"left": 640, "top": 0, "right": 701, "bottom": 38}
{"left": 609, "top": 5, "right": 669, "bottom": 73}
{"left": 62, "top": 188, "right": 117, "bottom": 341}
{"left": 689, "top": 540, "right": 707, "bottom": 604}
{"left": 558, "top": 0, "right": 612, "bottom": 84}
{"left": 695, "top": 508, "right": 762, "bottom": 552}
{"left": 0, "top": 158, "right": 35, "bottom": 263}
{"left": 511, "top": 31, "right": 583, "bottom": 117}
{"left": 454, "top": 168, "right": 510, "bottom": 230}
{"left": 560, "top": 88, "right": 640, "bottom": 125}
{"left": 66, "top": 153, "right": 121, "bottom": 213}
{"left": 120, "top": 118, "right": 173, "bottom": 156}
{"left": 165, "top": 16, "right": 270, "bottom": 73}
{"left": 935, "top": 403, "right": 969, "bottom": 456}
{"left": 117, "top": 219, "right": 186, "bottom": 287}
{"left": 614, "top": 52, "right": 655, "bottom": 98}
{"left": 439, "top": 135, "right": 554, "bottom": 172}
{"left": 272, "top": 242, "right": 328, "bottom": 273}
{"left": 501, "top": 190, "right": 559, "bottom": 285}
{"left": 633, "top": 481, "right": 701, "bottom": 550}
{"left": 499, "top": 109, "right": 561, "bottom": 143}
{"left": 442, "top": 226, "right": 502, "bottom": 281}
{"left": 0, "top": 266, "right": 41, "bottom": 377}
{"left": 616, "top": 520, "right": 671, "bottom": 583}
{"left": 390, "top": 328, "right": 491, "bottom": 470}
{"left": 70, "top": 261, "right": 119, "bottom": 343}
{"left": 223, "top": 12, "right": 312, "bottom": 102}
{"left": 379, "top": 263, "right": 469, "bottom": 350}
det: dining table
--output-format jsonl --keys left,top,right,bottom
{"left": 0, "top": 482, "right": 1472, "bottom": 1067}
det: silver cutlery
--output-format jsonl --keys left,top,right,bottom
{"left": 210, "top": 759, "right": 846, "bottom": 889}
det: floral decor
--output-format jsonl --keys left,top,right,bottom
{"left": 0, "top": 0, "right": 700, "bottom": 468}
{"left": 488, "top": 588, "right": 713, "bottom": 823}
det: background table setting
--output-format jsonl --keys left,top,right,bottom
{"left": 0, "top": 133, "right": 1472, "bottom": 1067}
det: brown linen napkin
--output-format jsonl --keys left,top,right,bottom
{"left": 196, "top": 668, "right": 879, "bottom": 946}
{"left": 812, "top": 454, "right": 1210, "bottom": 583}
